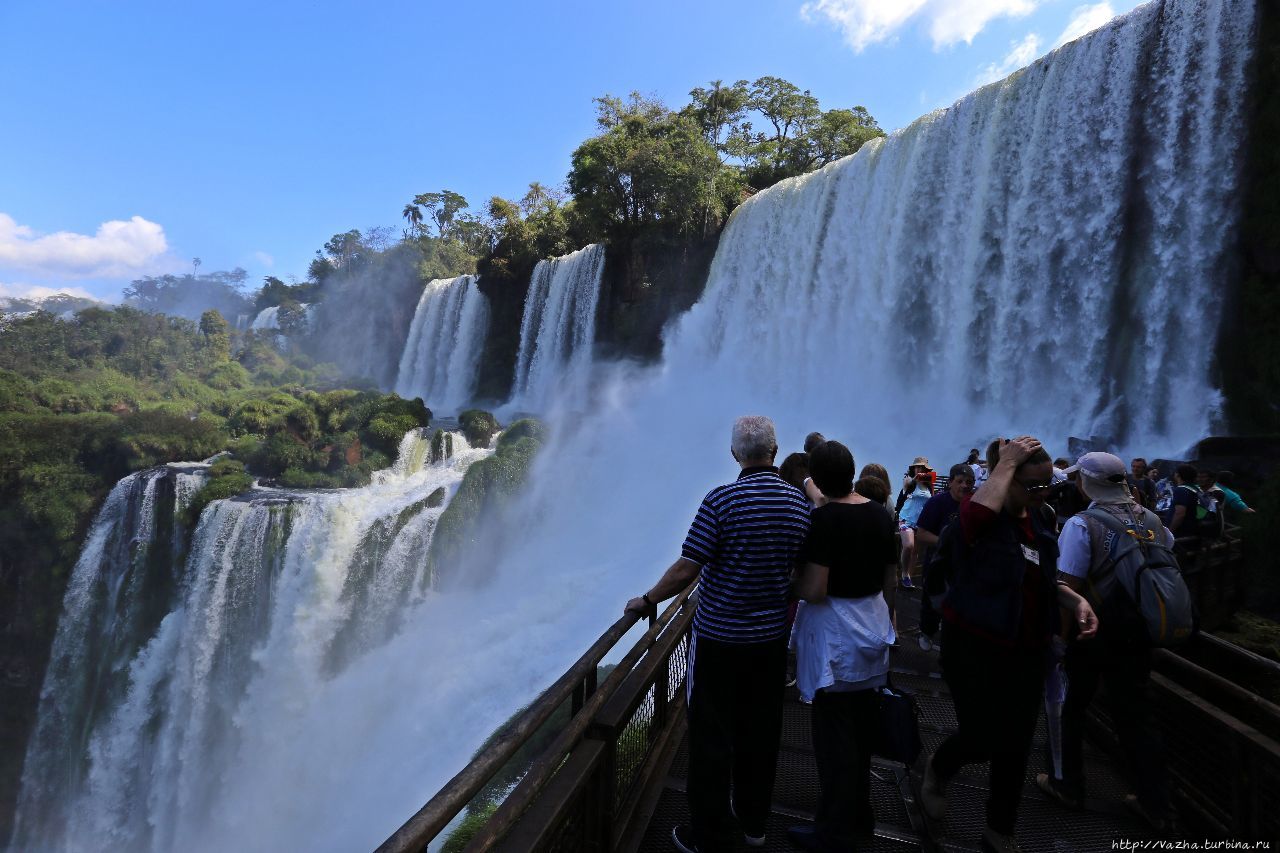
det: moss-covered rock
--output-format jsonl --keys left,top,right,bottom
{"left": 187, "top": 459, "right": 254, "bottom": 522}
{"left": 427, "top": 420, "right": 543, "bottom": 584}
{"left": 496, "top": 418, "right": 546, "bottom": 451}
{"left": 430, "top": 428, "right": 455, "bottom": 464}
{"left": 459, "top": 409, "right": 501, "bottom": 447}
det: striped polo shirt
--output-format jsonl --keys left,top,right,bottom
{"left": 682, "top": 466, "right": 812, "bottom": 643}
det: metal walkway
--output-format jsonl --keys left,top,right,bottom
{"left": 629, "top": 599, "right": 1164, "bottom": 853}
{"left": 379, "top": 538, "right": 1276, "bottom": 852}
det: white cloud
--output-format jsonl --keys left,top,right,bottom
{"left": 974, "top": 32, "right": 1043, "bottom": 86}
{"left": 1053, "top": 2, "right": 1115, "bottom": 48}
{"left": 253, "top": 251, "right": 275, "bottom": 268}
{"left": 0, "top": 213, "right": 172, "bottom": 278}
{"left": 0, "top": 282, "right": 105, "bottom": 306}
{"left": 801, "top": 0, "right": 1041, "bottom": 51}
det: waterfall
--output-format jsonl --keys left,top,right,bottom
{"left": 11, "top": 432, "right": 492, "bottom": 853}
{"left": 509, "top": 244, "right": 605, "bottom": 411}
{"left": 668, "top": 0, "right": 1249, "bottom": 455}
{"left": 11, "top": 1, "right": 1257, "bottom": 850}
{"left": 394, "top": 276, "right": 490, "bottom": 413}
{"left": 251, "top": 305, "right": 312, "bottom": 351}
{"left": 250, "top": 306, "right": 280, "bottom": 331}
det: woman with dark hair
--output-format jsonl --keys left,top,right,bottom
{"left": 858, "top": 463, "right": 893, "bottom": 508}
{"left": 787, "top": 440, "right": 898, "bottom": 852}
{"left": 779, "top": 452, "right": 811, "bottom": 494}
{"left": 918, "top": 437, "right": 1098, "bottom": 853}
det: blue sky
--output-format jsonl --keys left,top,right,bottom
{"left": 0, "top": 0, "right": 1141, "bottom": 302}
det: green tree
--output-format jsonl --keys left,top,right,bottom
{"left": 741, "top": 76, "right": 821, "bottom": 187}
{"left": 412, "top": 190, "right": 470, "bottom": 240}
{"left": 322, "top": 230, "right": 367, "bottom": 269}
{"left": 568, "top": 93, "right": 726, "bottom": 242}
{"left": 686, "top": 79, "right": 751, "bottom": 152}
{"left": 198, "top": 310, "right": 231, "bottom": 362}
{"left": 805, "top": 106, "right": 883, "bottom": 169}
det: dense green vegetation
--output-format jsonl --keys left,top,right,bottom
{"left": 0, "top": 307, "right": 430, "bottom": 620}
{"left": 427, "top": 419, "right": 546, "bottom": 582}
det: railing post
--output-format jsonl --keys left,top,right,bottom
{"left": 597, "top": 726, "right": 618, "bottom": 852}
{"left": 572, "top": 680, "right": 585, "bottom": 716}
{"left": 653, "top": 651, "right": 670, "bottom": 747}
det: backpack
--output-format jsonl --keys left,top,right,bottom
{"left": 1195, "top": 487, "right": 1225, "bottom": 539}
{"left": 1081, "top": 506, "right": 1195, "bottom": 647}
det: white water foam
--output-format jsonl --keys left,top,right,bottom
{"left": 508, "top": 244, "right": 605, "bottom": 413}
{"left": 395, "top": 276, "right": 490, "bottom": 414}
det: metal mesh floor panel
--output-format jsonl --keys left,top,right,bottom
{"left": 634, "top": 591, "right": 1206, "bottom": 853}
{"left": 636, "top": 788, "right": 924, "bottom": 853}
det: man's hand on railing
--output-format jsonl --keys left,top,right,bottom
{"left": 624, "top": 557, "right": 701, "bottom": 619}
{"left": 624, "top": 593, "right": 658, "bottom": 620}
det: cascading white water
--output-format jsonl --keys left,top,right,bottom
{"left": 509, "top": 244, "right": 605, "bottom": 411}
{"left": 251, "top": 304, "right": 311, "bottom": 351}
{"left": 394, "top": 276, "right": 490, "bottom": 413}
{"left": 12, "top": 1, "right": 1257, "bottom": 851}
{"left": 250, "top": 306, "right": 280, "bottom": 331}
{"left": 11, "top": 431, "right": 491, "bottom": 852}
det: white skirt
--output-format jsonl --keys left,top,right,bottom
{"left": 790, "top": 594, "right": 895, "bottom": 703}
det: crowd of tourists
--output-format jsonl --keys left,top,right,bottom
{"left": 624, "top": 416, "right": 1257, "bottom": 853}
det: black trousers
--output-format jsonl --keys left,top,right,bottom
{"left": 686, "top": 632, "right": 786, "bottom": 851}
{"left": 811, "top": 688, "right": 878, "bottom": 847}
{"left": 1060, "top": 638, "right": 1170, "bottom": 814}
{"left": 933, "top": 624, "right": 1044, "bottom": 835}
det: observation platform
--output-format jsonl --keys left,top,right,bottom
{"left": 378, "top": 536, "right": 1277, "bottom": 853}
{"left": 630, "top": 602, "right": 1163, "bottom": 853}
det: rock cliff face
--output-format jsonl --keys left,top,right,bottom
{"left": 595, "top": 234, "right": 721, "bottom": 364}
{"left": 0, "top": 553, "right": 47, "bottom": 844}
{"left": 1218, "top": 0, "right": 1280, "bottom": 434}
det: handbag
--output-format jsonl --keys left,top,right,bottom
{"left": 874, "top": 676, "right": 922, "bottom": 766}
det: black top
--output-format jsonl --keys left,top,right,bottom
{"left": 799, "top": 500, "right": 897, "bottom": 599}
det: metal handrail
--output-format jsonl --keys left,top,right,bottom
{"left": 376, "top": 585, "right": 695, "bottom": 853}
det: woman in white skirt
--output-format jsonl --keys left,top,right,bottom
{"left": 788, "top": 440, "right": 898, "bottom": 853}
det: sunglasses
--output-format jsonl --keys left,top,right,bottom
{"left": 1018, "top": 481, "right": 1052, "bottom": 494}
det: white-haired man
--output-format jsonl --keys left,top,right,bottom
{"left": 1036, "top": 452, "right": 1175, "bottom": 832}
{"left": 625, "top": 416, "right": 811, "bottom": 853}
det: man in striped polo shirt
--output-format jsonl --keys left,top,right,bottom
{"left": 626, "top": 416, "right": 811, "bottom": 852}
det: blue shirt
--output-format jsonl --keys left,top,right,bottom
{"left": 899, "top": 485, "right": 932, "bottom": 528}
{"left": 682, "top": 467, "right": 811, "bottom": 643}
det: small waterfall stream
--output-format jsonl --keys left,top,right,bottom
{"left": 394, "top": 275, "right": 490, "bottom": 414}
{"left": 509, "top": 244, "right": 605, "bottom": 412}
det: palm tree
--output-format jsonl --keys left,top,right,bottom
{"left": 402, "top": 203, "right": 423, "bottom": 236}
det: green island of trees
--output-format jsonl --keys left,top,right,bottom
{"left": 0, "top": 307, "right": 432, "bottom": 634}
